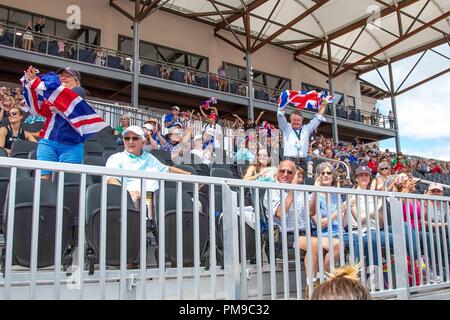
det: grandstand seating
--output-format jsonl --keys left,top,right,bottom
{"left": 106, "top": 55, "right": 123, "bottom": 70}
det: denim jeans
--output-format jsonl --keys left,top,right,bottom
{"left": 343, "top": 229, "right": 393, "bottom": 265}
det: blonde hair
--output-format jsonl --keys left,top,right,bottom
{"left": 311, "top": 264, "right": 372, "bottom": 300}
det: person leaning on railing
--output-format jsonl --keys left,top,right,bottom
{"left": 105, "top": 125, "right": 191, "bottom": 223}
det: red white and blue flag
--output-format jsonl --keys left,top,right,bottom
{"left": 277, "top": 90, "right": 335, "bottom": 111}
{"left": 22, "top": 72, "right": 107, "bottom": 143}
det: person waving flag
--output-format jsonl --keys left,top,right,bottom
{"left": 277, "top": 90, "right": 334, "bottom": 111}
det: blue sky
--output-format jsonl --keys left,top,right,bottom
{"left": 360, "top": 43, "right": 450, "bottom": 161}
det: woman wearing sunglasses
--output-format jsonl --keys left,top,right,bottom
{"left": 370, "top": 162, "right": 395, "bottom": 191}
{"left": 0, "top": 106, "right": 37, "bottom": 155}
{"left": 309, "top": 162, "right": 343, "bottom": 272}
{"left": 243, "top": 148, "right": 276, "bottom": 182}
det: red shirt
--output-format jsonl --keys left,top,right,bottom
{"left": 368, "top": 160, "right": 378, "bottom": 175}
{"left": 431, "top": 166, "right": 442, "bottom": 174}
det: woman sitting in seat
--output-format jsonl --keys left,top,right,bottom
{"left": 309, "top": 162, "right": 345, "bottom": 272}
{"left": 243, "top": 148, "right": 276, "bottom": 182}
{"left": 0, "top": 106, "right": 37, "bottom": 155}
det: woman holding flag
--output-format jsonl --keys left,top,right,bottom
{"left": 277, "top": 90, "right": 334, "bottom": 171}
{"left": 22, "top": 66, "right": 107, "bottom": 180}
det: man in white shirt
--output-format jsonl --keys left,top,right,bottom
{"left": 106, "top": 125, "right": 190, "bottom": 221}
{"left": 277, "top": 102, "right": 327, "bottom": 171}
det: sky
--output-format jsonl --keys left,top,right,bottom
{"left": 360, "top": 43, "right": 450, "bottom": 161}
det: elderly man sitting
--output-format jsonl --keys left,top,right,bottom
{"left": 106, "top": 125, "right": 190, "bottom": 222}
{"left": 263, "top": 160, "right": 319, "bottom": 294}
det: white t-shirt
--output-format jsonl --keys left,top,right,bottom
{"left": 106, "top": 150, "right": 169, "bottom": 193}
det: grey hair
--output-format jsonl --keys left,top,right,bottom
{"left": 315, "top": 162, "right": 337, "bottom": 185}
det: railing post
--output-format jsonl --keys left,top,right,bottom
{"left": 389, "top": 196, "right": 410, "bottom": 300}
{"left": 222, "top": 184, "right": 240, "bottom": 300}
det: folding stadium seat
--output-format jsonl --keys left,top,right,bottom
{"left": 153, "top": 188, "right": 209, "bottom": 267}
{"left": 96, "top": 126, "right": 114, "bottom": 138}
{"left": 150, "top": 149, "right": 173, "bottom": 165}
{"left": 83, "top": 155, "right": 108, "bottom": 184}
{"left": 52, "top": 172, "right": 94, "bottom": 227}
{"left": 85, "top": 183, "right": 141, "bottom": 274}
{"left": 106, "top": 55, "right": 123, "bottom": 69}
{"left": 171, "top": 70, "right": 186, "bottom": 83}
{"left": 196, "top": 76, "right": 208, "bottom": 88}
{"left": 28, "top": 149, "right": 37, "bottom": 160}
{"left": 84, "top": 141, "right": 105, "bottom": 157}
{"left": 102, "top": 150, "right": 118, "bottom": 159}
{"left": 0, "top": 147, "right": 7, "bottom": 157}
{"left": 230, "top": 82, "right": 238, "bottom": 95}
{"left": 141, "top": 64, "right": 159, "bottom": 77}
{"left": 98, "top": 137, "right": 118, "bottom": 151}
{"left": 216, "top": 212, "right": 257, "bottom": 266}
{"left": 10, "top": 140, "right": 38, "bottom": 159}
{"left": 47, "top": 41, "right": 59, "bottom": 56}
{"left": 78, "top": 48, "right": 95, "bottom": 64}
{"left": 173, "top": 164, "right": 197, "bottom": 175}
{"left": 1, "top": 178, "right": 75, "bottom": 271}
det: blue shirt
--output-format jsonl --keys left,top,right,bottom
{"left": 310, "top": 193, "right": 340, "bottom": 237}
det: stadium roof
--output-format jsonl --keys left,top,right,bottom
{"left": 151, "top": 0, "right": 449, "bottom": 77}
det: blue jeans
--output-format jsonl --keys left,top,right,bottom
{"left": 37, "top": 138, "right": 84, "bottom": 175}
{"left": 343, "top": 229, "right": 394, "bottom": 265}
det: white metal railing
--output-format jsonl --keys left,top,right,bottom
{"left": 0, "top": 157, "right": 449, "bottom": 300}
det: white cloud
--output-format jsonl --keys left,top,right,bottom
{"left": 394, "top": 74, "right": 450, "bottom": 140}
{"left": 402, "top": 145, "right": 450, "bottom": 162}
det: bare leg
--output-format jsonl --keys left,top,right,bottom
{"left": 295, "top": 236, "right": 318, "bottom": 280}
{"left": 321, "top": 237, "right": 340, "bottom": 272}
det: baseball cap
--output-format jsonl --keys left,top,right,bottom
{"left": 172, "top": 121, "right": 183, "bottom": 128}
{"left": 194, "top": 134, "right": 202, "bottom": 140}
{"left": 355, "top": 166, "right": 372, "bottom": 176}
{"left": 428, "top": 182, "right": 444, "bottom": 192}
{"left": 143, "top": 123, "right": 154, "bottom": 131}
{"left": 122, "top": 125, "right": 144, "bottom": 139}
{"left": 57, "top": 67, "right": 81, "bottom": 82}
{"left": 171, "top": 106, "right": 180, "bottom": 112}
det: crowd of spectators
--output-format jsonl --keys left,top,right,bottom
{"left": 1, "top": 79, "right": 449, "bottom": 294}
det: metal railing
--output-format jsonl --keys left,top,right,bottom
{"left": 88, "top": 99, "right": 163, "bottom": 129}
{"left": 0, "top": 24, "right": 133, "bottom": 72}
{"left": 0, "top": 156, "right": 449, "bottom": 300}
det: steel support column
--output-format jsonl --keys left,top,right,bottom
{"left": 246, "top": 52, "right": 254, "bottom": 120}
{"left": 132, "top": 20, "right": 140, "bottom": 108}
{"left": 388, "top": 62, "right": 401, "bottom": 152}
{"left": 327, "top": 41, "right": 339, "bottom": 144}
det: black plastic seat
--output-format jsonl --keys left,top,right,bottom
{"left": 84, "top": 141, "right": 105, "bottom": 157}
{"left": 98, "top": 137, "right": 118, "bottom": 151}
{"left": 85, "top": 183, "right": 141, "bottom": 274}
{"left": 1, "top": 178, "right": 75, "bottom": 270}
{"left": 10, "top": 140, "right": 38, "bottom": 159}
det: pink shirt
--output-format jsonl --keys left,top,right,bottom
{"left": 402, "top": 200, "right": 422, "bottom": 231}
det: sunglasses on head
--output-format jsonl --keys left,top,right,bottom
{"left": 123, "top": 136, "right": 141, "bottom": 142}
{"left": 320, "top": 171, "right": 333, "bottom": 176}
{"left": 279, "top": 169, "right": 294, "bottom": 175}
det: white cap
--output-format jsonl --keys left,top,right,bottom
{"left": 122, "top": 125, "right": 145, "bottom": 139}
{"left": 194, "top": 134, "right": 202, "bottom": 140}
{"left": 143, "top": 123, "right": 154, "bottom": 131}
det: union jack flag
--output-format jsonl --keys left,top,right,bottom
{"left": 277, "top": 90, "right": 335, "bottom": 111}
{"left": 22, "top": 72, "right": 107, "bottom": 143}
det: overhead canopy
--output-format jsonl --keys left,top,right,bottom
{"left": 158, "top": 0, "right": 449, "bottom": 75}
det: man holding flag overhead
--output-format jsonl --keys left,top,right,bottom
{"left": 22, "top": 65, "right": 107, "bottom": 180}
{"left": 277, "top": 90, "right": 333, "bottom": 171}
